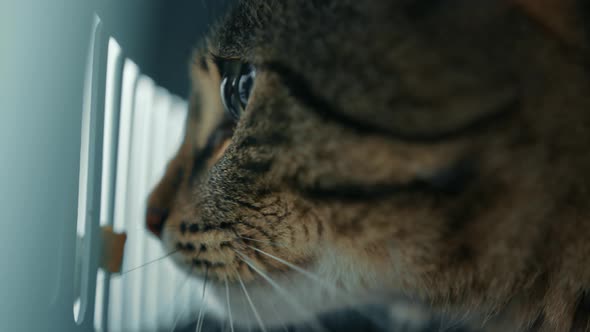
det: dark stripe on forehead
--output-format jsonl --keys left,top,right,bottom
{"left": 261, "top": 61, "right": 519, "bottom": 144}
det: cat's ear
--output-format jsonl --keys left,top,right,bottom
{"left": 511, "top": 0, "right": 588, "bottom": 51}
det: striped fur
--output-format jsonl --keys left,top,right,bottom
{"left": 147, "top": 0, "right": 590, "bottom": 330}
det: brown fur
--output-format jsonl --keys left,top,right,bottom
{"left": 147, "top": 0, "right": 590, "bottom": 330}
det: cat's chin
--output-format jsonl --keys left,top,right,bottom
{"left": 164, "top": 238, "right": 400, "bottom": 328}
{"left": 203, "top": 248, "right": 395, "bottom": 328}
{"left": 206, "top": 272, "right": 383, "bottom": 328}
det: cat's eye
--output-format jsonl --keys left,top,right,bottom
{"left": 220, "top": 63, "right": 256, "bottom": 121}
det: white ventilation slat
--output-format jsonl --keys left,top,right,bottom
{"left": 108, "top": 58, "right": 139, "bottom": 332}
{"left": 142, "top": 87, "right": 171, "bottom": 329}
{"left": 94, "top": 36, "right": 123, "bottom": 332}
{"left": 125, "top": 75, "right": 156, "bottom": 331}
{"left": 72, "top": 23, "right": 194, "bottom": 329}
{"left": 106, "top": 58, "right": 190, "bottom": 331}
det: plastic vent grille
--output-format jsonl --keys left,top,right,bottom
{"left": 76, "top": 15, "right": 212, "bottom": 332}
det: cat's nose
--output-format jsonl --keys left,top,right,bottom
{"left": 146, "top": 207, "right": 169, "bottom": 238}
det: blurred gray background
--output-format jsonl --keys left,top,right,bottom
{"left": 0, "top": 1, "right": 230, "bottom": 331}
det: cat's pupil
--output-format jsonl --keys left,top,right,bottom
{"left": 220, "top": 76, "right": 238, "bottom": 121}
{"left": 220, "top": 63, "right": 256, "bottom": 122}
{"left": 238, "top": 64, "right": 255, "bottom": 107}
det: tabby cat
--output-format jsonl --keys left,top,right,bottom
{"left": 146, "top": 0, "right": 590, "bottom": 330}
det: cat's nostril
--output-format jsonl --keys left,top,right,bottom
{"left": 199, "top": 244, "right": 207, "bottom": 252}
{"left": 146, "top": 207, "right": 169, "bottom": 238}
{"left": 180, "top": 221, "right": 187, "bottom": 235}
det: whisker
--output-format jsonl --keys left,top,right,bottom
{"left": 238, "top": 236, "right": 288, "bottom": 247}
{"left": 195, "top": 266, "right": 209, "bottom": 332}
{"left": 97, "top": 249, "right": 179, "bottom": 283}
{"left": 234, "top": 249, "right": 327, "bottom": 332}
{"left": 245, "top": 244, "right": 393, "bottom": 331}
{"left": 246, "top": 245, "right": 333, "bottom": 291}
{"left": 118, "top": 249, "right": 179, "bottom": 275}
{"left": 236, "top": 269, "right": 268, "bottom": 332}
{"left": 169, "top": 267, "right": 195, "bottom": 332}
{"left": 224, "top": 278, "right": 235, "bottom": 332}
{"left": 227, "top": 225, "right": 286, "bottom": 248}
{"left": 246, "top": 244, "right": 355, "bottom": 300}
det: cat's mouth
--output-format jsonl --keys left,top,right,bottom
{"left": 164, "top": 223, "right": 310, "bottom": 284}
{"left": 161, "top": 192, "right": 315, "bottom": 283}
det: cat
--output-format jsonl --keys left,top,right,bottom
{"left": 146, "top": 0, "right": 590, "bottom": 331}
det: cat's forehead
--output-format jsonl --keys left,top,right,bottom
{"left": 208, "top": 0, "right": 588, "bottom": 61}
{"left": 203, "top": 0, "right": 528, "bottom": 138}
{"left": 200, "top": 0, "right": 587, "bottom": 140}
{"left": 207, "top": 0, "right": 512, "bottom": 60}
{"left": 207, "top": 0, "right": 269, "bottom": 60}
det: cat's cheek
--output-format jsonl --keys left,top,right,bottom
{"left": 381, "top": 244, "right": 427, "bottom": 293}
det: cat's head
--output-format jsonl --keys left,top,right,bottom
{"left": 146, "top": 0, "right": 590, "bottom": 328}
